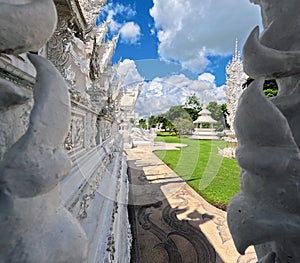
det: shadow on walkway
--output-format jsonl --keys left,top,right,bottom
{"left": 126, "top": 145, "right": 257, "bottom": 263}
{"left": 128, "top": 159, "right": 221, "bottom": 263}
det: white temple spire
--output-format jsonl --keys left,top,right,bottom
{"left": 233, "top": 38, "right": 240, "bottom": 61}
{"left": 235, "top": 38, "right": 238, "bottom": 58}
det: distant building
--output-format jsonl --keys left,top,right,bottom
{"left": 225, "top": 38, "right": 248, "bottom": 133}
{"left": 220, "top": 39, "right": 248, "bottom": 158}
{"left": 190, "top": 106, "right": 219, "bottom": 140}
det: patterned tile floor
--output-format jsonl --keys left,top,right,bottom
{"left": 126, "top": 143, "right": 256, "bottom": 263}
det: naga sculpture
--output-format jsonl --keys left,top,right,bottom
{"left": 0, "top": 0, "right": 88, "bottom": 262}
{"left": 0, "top": 0, "right": 57, "bottom": 54}
{"left": 228, "top": 1, "right": 300, "bottom": 262}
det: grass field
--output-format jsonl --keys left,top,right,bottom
{"left": 154, "top": 135, "right": 241, "bottom": 209}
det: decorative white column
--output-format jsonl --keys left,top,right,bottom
{"left": 227, "top": 1, "right": 300, "bottom": 262}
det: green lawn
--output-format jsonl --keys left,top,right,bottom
{"left": 154, "top": 135, "right": 240, "bottom": 209}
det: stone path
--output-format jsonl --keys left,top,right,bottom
{"left": 126, "top": 142, "right": 256, "bottom": 263}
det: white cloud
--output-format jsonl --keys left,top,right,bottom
{"left": 105, "top": 3, "right": 136, "bottom": 20}
{"left": 119, "top": 22, "right": 141, "bottom": 44}
{"left": 135, "top": 73, "right": 227, "bottom": 117}
{"left": 112, "top": 3, "right": 136, "bottom": 18}
{"left": 109, "top": 19, "right": 122, "bottom": 33}
{"left": 150, "top": 28, "right": 155, "bottom": 35}
{"left": 101, "top": 3, "right": 141, "bottom": 45}
{"left": 198, "top": 73, "right": 215, "bottom": 83}
{"left": 117, "top": 59, "right": 144, "bottom": 87}
{"left": 150, "top": 0, "right": 262, "bottom": 72}
{"left": 117, "top": 60, "right": 226, "bottom": 117}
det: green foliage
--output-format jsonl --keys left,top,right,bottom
{"left": 148, "top": 115, "right": 171, "bottom": 131}
{"left": 207, "top": 101, "right": 226, "bottom": 131}
{"left": 185, "top": 94, "right": 202, "bottom": 109}
{"left": 148, "top": 115, "right": 157, "bottom": 128}
{"left": 165, "top": 119, "right": 175, "bottom": 131}
{"left": 264, "top": 88, "right": 278, "bottom": 97}
{"left": 172, "top": 117, "right": 193, "bottom": 136}
{"left": 156, "top": 115, "right": 167, "bottom": 130}
{"left": 164, "top": 105, "right": 190, "bottom": 121}
{"left": 184, "top": 94, "right": 202, "bottom": 121}
{"left": 161, "top": 105, "right": 193, "bottom": 134}
{"left": 242, "top": 77, "right": 254, "bottom": 89}
{"left": 148, "top": 96, "right": 228, "bottom": 135}
{"left": 220, "top": 103, "right": 230, "bottom": 129}
{"left": 242, "top": 77, "right": 278, "bottom": 98}
{"left": 154, "top": 136, "right": 240, "bottom": 206}
{"left": 138, "top": 118, "right": 147, "bottom": 129}
{"left": 263, "top": 80, "right": 278, "bottom": 97}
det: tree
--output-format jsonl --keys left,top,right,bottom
{"left": 220, "top": 103, "right": 230, "bottom": 129}
{"left": 242, "top": 77, "right": 278, "bottom": 97}
{"left": 148, "top": 115, "right": 158, "bottom": 128}
{"left": 207, "top": 101, "right": 226, "bottom": 131}
{"left": 172, "top": 117, "right": 194, "bottom": 137}
{"left": 263, "top": 79, "right": 278, "bottom": 97}
{"left": 184, "top": 94, "right": 202, "bottom": 121}
{"left": 165, "top": 119, "right": 175, "bottom": 132}
{"left": 138, "top": 119, "right": 147, "bottom": 129}
{"left": 163, "top": 105, "right": 192, "bottom": 134}
{"left": 155, "top": 114, "right": 168, "bottom": 131}
{"left": 164, "top": 105, "right": 190, "bottom": 121}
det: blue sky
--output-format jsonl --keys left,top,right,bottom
{"left": 97, "top": 0, "right": 262, "bottom": 116}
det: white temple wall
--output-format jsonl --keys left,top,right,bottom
{"left": 0, "top": 0, "right": 132, "bottom": 262}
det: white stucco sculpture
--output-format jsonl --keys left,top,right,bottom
{"left": 227, "top": 1, "right": 300, "bottom": 262}
{"left": 0, "top": 0, "right": 57, "bottom": 54}
{"left": 0, "top": 1, "right": 88, "bottom": 262}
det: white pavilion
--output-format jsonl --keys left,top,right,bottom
{"left": 190, "top": 106, "right": 219, "bottom": 140}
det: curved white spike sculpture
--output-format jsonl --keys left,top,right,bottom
{"left": 0, "top": 1, "right": 88, "bottom": 262}
{"left": 0, "top": 54, "right": 88, "bottom": 263}
{"left": 0, "top": 0, "right": 57, "bottom": 54}
{"left": 228, "top": 1, "right": 300, "bottom": 262}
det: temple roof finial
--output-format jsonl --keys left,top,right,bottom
{"left": 234, "top": 38, "right": 240, "bottom": 61}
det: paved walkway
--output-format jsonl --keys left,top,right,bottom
{"left": 126, "top": 142, "right": 256, "bottom": 263}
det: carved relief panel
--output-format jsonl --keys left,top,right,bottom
{"left": 65, "top": 105, "right": 86, "bottom": 154}
{"left": 64, "top": 101, "right": 99, "bottom": 157}
{"left": 47, "top": 7, "right": 72, "bottom": 78}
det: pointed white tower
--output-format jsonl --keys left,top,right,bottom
{"left": 225, "top": 38, "right": 248, "bottom": 133}
{"left": 221, "top": 39, "right": 248, "bottom": 158}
